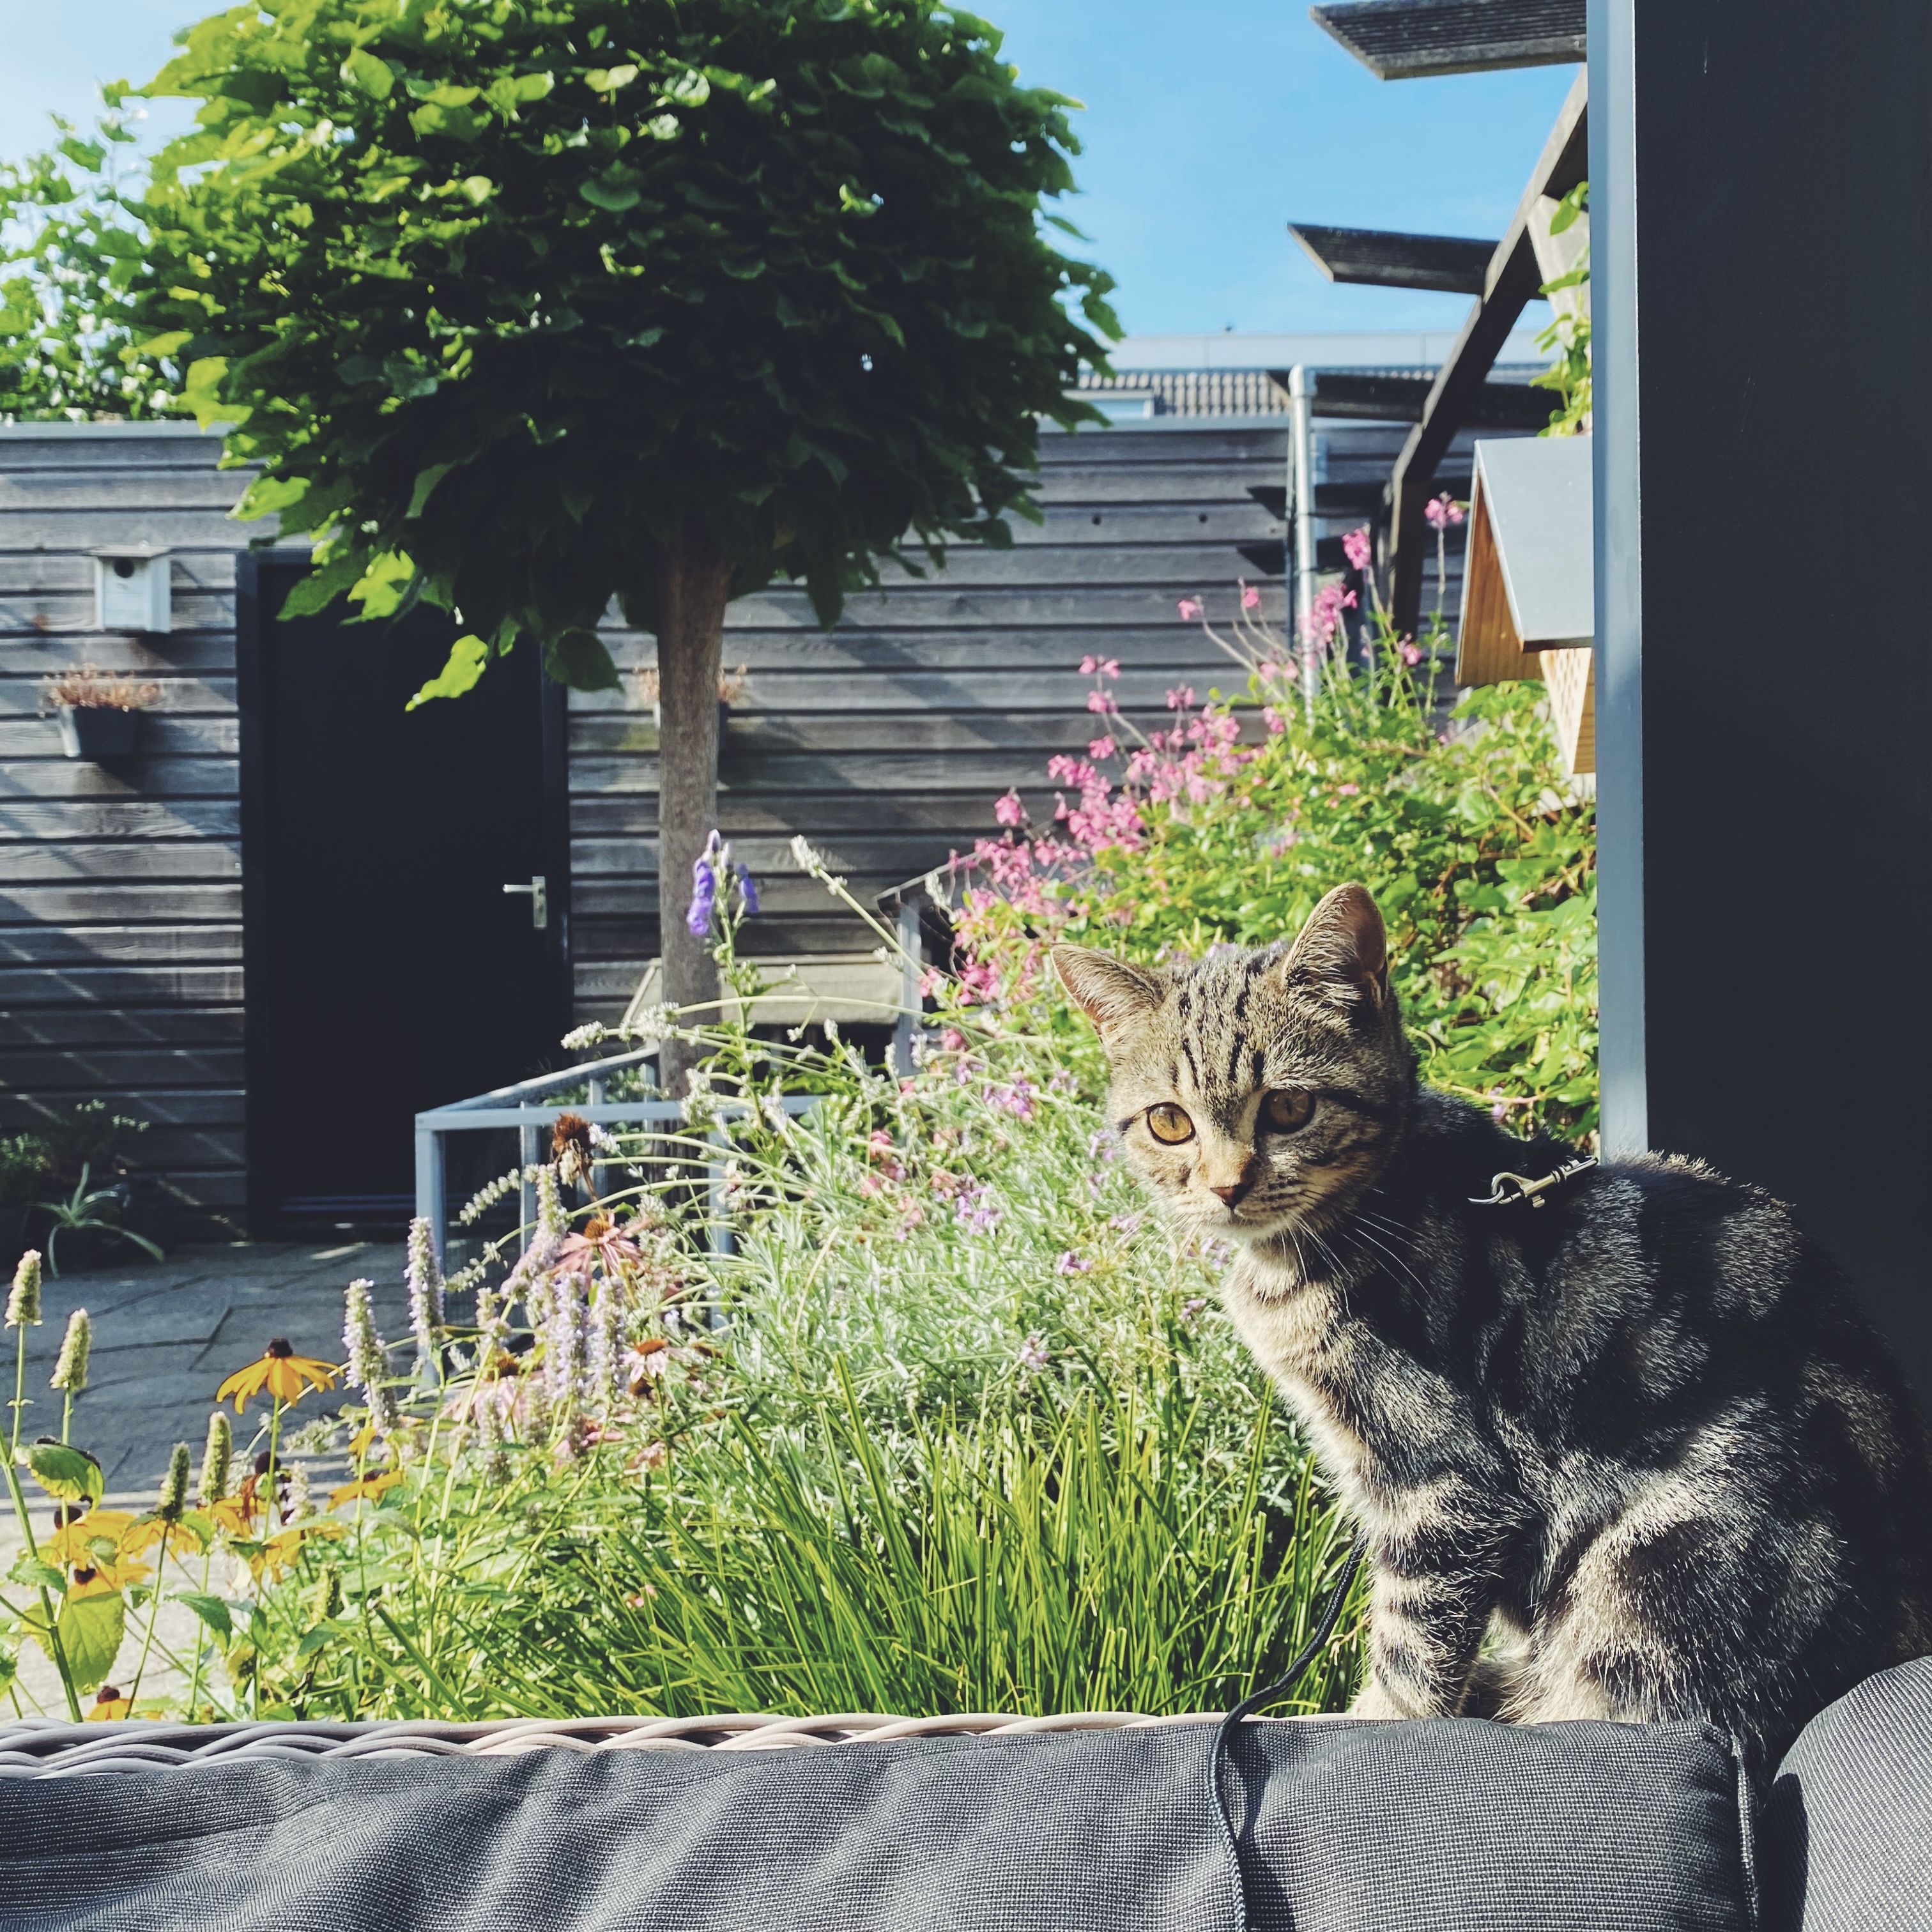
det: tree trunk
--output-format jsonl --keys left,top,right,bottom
{"left": 652, "top": 523, "right": 732, "bottom": 1102}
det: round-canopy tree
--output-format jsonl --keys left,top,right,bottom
{"left": 134, "top": 0, "right": 1115, "bottom": 1087}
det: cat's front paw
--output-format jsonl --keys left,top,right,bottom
{"left": 1349, "top": 1676, "right": 1426, "bottom": 1721}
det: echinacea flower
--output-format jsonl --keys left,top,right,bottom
{"left": 215, "top": 1338, "right": 338, "bottom": 1414}
{"left": 556, "top": 1213, "right": 645, "bottom": 1280}
{"left": 551, "top": 1112, "right": 595, "bottom": 1188}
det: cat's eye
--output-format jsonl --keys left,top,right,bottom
{"left": 1262, "top": 1088, "right": 1315, "bottom": 1133}
{"left": 1146, "top": 1103, "right": 1196, "bottom": 1145}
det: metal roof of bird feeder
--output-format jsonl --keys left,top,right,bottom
{"left": 1457, "top": 433, "right": 1594, "bottom": 773}
{"left": 1288, "top": 224, "right": 1498, "bottom": 294}
{"left": 1310, "top": 0, "right": 1586, "bottom": 80}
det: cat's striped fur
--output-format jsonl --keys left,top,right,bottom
{"left": 1055, "top": 882, "right": 1932, "bottom": 1777}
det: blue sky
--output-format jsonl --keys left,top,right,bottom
{"left": 0, "top": 0, "right": 1577, "bottom": 337}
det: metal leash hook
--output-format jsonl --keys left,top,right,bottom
{"left": 1469, "top": 1156, "right": 1597, "bottom": 1208}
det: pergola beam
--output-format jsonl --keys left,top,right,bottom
{"left": 1287, "top": 224, "right": 1497, "bottom": 295}
{"left": 1263, "top": 370, "right": 1558, "bottom": 431}
{"left": 1311, "top": 0, "right": 1586, "bottom": 80}
{"left": 1385, "top": 67, "right": 1587, "bottom": 637}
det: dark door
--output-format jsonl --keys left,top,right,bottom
{"left": 237, "top": 554, "right": 568, "bottom": 1234}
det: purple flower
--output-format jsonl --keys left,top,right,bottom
{"left": 687, "top": 858, "right": 717, "bottom": 938}
{"left": 735, "top": 863, "right": 760, "bottom": 917}
{"left": 1055, "top": 1251, "right": 1093, "bottom": 1275}
{"left": 1016, "top": 1331, "right": 1049, "bottom": 1375}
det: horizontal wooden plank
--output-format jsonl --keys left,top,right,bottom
{"left": 0, "top": 437, "right": 233, "bottom": 471}
{"left": 0, "top": 470, "right": 249, "bottom": 512}
{"left": 1004, "top": 503, "right": 1284, "bottom": 546}
{"left": 586, "top": 625, "right": 1280, "bottom": 679}
{"left": 0, "top": 884, "right": 242, "bottom": 924}
{"left": 578, "top": 670, "right": 1257, "bottom": 724}
{"left": 0, "top": 965, "right": 245, "bottom": 1005}
{"left": 722, "top": 586, "right": 1287, "bottom": 631}
{"left": 0, "top": 924, "right": 243, "bottom": 966}
{"left": 0, "top": 799, "right": 240, "bottom": 842}
{"left": 0, "top": 716, "right": 240, "bottom": 758}
{"left": 0, "top": 509, "right": 268, "bottom": 551}
{"left": 580, "top": 709, "right": 1223, "bottom": 758}
{"left": 1038, "top": 427, "right": 1286, "bottom": 466}
{"left": 0, "top": 840, "right": 241, "bottom": 884}
{"left": 0, "top": 549, "right": 243, "bottom": 592}
{"left": 576, "top": 871, "right": 915, "bottom": 921}
{"left": 571, "top": 832, "right": 968, "bottom": 878}
{"left": 0, "top": 1046, "right": 247, "bottom": 1089}
{"left": 0, "top": 1085, "right": 243, "bottom": 1127}
{"left": 0, "top": 620, "right": 238, "bottom": 666}
{"left": 0, "top": 758, "right": 237, "bottom": 800}
{"left": 578, "top": 754, "right": 1048, "bottom": 797}
{"left": 0, "top": 1107, "right": 245, "bottom": 1163}
{"left": 569, "top": 793, "right": 1007, "bottom": 838}
{"left": 856, "top": 542, "right": 1291, "bottom": 592}
{"left": 0, "top": 676, "right": 236, "bottom": 717}
{"left": 0, "top": 1005, "right": 244, "bottom": 1048}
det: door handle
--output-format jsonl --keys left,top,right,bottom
{"left": 503, "top": 875, "right": 548, "bottom": 930}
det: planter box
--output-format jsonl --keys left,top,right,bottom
{"left": 56, "top": 705, "right": 141, "bottom": 759}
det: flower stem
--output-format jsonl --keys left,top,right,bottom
{"left": 126, "top": 1543, "right": 169, "bottom": 1707}
{"left": 3, "top": 1328, "right": 80, "bottom": 1721}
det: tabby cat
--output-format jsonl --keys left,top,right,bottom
{"left": 1054, "top": 882, "right": 1932, "bottom": 1777}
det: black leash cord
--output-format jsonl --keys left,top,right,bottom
{"left": 1210, "top": 1535, "right": 1367, "bottom": 1928}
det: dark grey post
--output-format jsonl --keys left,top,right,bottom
{"left": 1591, "top": 0, "right": 1932, "bottom": 1392}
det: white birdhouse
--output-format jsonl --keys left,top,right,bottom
{"left": 93, "top": 547, "right": 172, "bottom": 634}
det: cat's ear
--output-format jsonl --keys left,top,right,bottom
{"left": 1052, "top": 946, "right": 1166, "bottom": 1038}
{"left": 1280, "top": 882, "right": 1389, "bottom": 1009}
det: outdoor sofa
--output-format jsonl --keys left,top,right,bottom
{"left": 0, "top": 1657, "right": 1925, "bottom": 1931}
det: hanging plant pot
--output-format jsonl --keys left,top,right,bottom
{"left": 56, "top": 705, "right": 140, "bottom": 760}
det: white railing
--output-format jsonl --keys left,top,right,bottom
{"left": 413, "top": 1048, "right": 813, "bottom": 1269}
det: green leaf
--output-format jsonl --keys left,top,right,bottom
{"left": 234, "top": 473, "right": 309, "bottom": 523}
{"left": 543, "top": 628, "right": 622, "bottom": 692}
{"left": 584, "top": 65, "right": 639, "bottom": 93}
{"left": 581, "top": 174, "right": 642, "bottom": 212}
{"left": 24, "top": 1439, "right": 104, "bottom": 1504}
{"left": 26, "top": 1588, "right": 124, "bottom": 1692}
{"left": 406, "top": 461, "right": 457, "bottom": 519}
{"left": 0, "top": 1644, "right": 16, "bottom": 1697}
{"left": 341, "top": 49, "right": 395, "bottom": 100}
{"left": 8, "top": 1553, "right": 65, "bottom": 1593}
{"left": 179, "top": 356, "right": 243, "bottom": 432}
{"left": 172, "top": 1591, "right": 233, "bottom": 1641}
{"left": 406, "top": 634, "right": 491, "bottom": 710}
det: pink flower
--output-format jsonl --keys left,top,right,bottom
{"left": 1401, "top": 643, "right": 1422, "bottom": 666}
{"left": 1165, "top": 686, "right": 1195, "bottom": 711}
{"left": 1088, "top": 735, "right": 1116, "bottom": 760}
{"left": 1337, "top": 783, "right": 1360, "bottom": 796}
{"left": 918, "top": 966, "right": 945, "bottom": 998}
{"left": 1085, "top": 689, "right": 1118, "bottom": 716}
{"left": 1177, "top": 598, "right": 1204, "bottom": 622}
{"left": 1239, "top": 581, "right": 1261, "bottom": 611}
{"left": 1080, "top": 656, "right": 1121, "bottom": 679}
{"left": 1262, "top": 706, "right": 1287, "bottom": 735}
{"left": 993, "top": 788, "right": 1025, "bottom": 827}
{"left": 940, "top": 1027, "right": 968, "bottom": 1053}
{"left": 1342, "top": 525, "right": 1373, "bottom": 572}
{"left": 1425, "top": 493, "right": 1466, "bottom": 532}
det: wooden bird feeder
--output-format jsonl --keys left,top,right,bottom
{"left": 1455, "top": 433, "right": 1595, "bottom": 774}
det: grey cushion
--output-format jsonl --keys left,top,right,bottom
{"left": 1236, "top": 1715, "right": 1756, "bottom": 1932}
{"left": 0, "top": 1715, "right": 1755, "bottom": 1932}
{"left": 1763, "top": 1655, "right": 1932, "bottom": 1932}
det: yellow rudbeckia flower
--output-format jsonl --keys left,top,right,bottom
{"left": 215, "top": 1338, "right": 338, "bottom": 1414}
{"left": 328, "top": 1469, "right": 402, "bottom": 1510}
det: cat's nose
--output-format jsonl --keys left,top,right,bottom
{"left": 1210, "top": 1179, "right": 1250, "bottom": 1207}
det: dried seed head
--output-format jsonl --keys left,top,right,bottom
{"left": 157, "top": 1441, "right": 190, "bottom": 1522}
{"left": 50, "top": 1308, "right": 91, "bottom": 1393}
{"left": 6, "top": 1250, "right": 42, "bottom": 1328}
{"left": 551, "top": 1114, "right": 594, "bottom": 1188}
{"left": 197, "top": 1410, "right": 233, "bottom": 1505}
